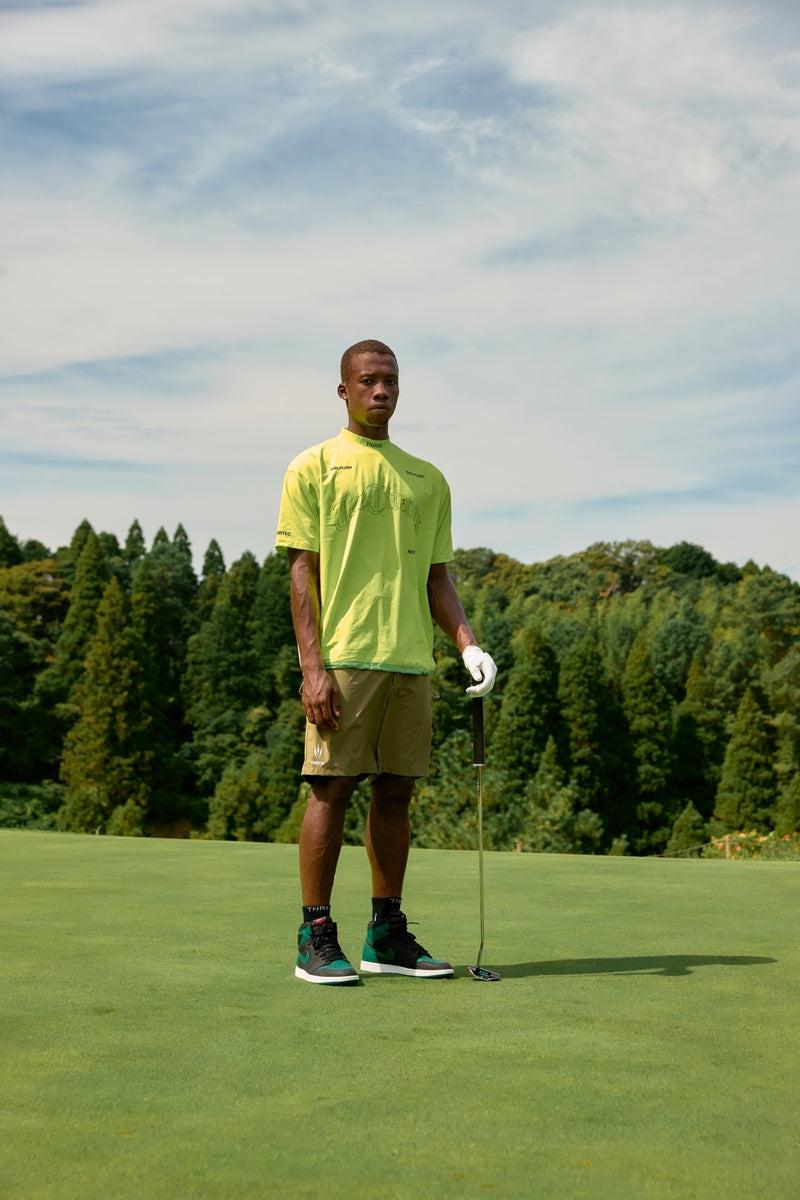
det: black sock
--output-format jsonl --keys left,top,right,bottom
{"left": 372, "top": 896, "right": 402, "bottom": 923}
{"left": 303, "top": 904, "right": 331, "bottom": 925}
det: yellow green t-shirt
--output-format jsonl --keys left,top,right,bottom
{"left": 276, "top": 428, "right": 454, "bottom": 674}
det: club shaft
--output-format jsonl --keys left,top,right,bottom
{"left": 476, "top": 762, "right": 485, "bottom": 969}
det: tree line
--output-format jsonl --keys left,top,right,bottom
{"left": 1, "top": 515, "right": 798, "bottom": 854}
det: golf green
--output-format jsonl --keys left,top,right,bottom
{"left": 2, "top": 831, "right": 797, "bottom": 1199}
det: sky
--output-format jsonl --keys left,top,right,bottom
{"left": 2, "top": 0, "right": 799, "bottom": 579}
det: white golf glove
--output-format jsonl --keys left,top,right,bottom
{"left": 462, "top": 645, "right": 497, "bottom": 697}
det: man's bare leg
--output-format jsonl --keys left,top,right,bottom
{"left": 361, "top": 773, "right": 453, "bottom": 976}
{"left": 299, "top": 777, "right": 358, "bottom": 906}
{"left": 365, "top": 773, "right": 414, "bottom": 897}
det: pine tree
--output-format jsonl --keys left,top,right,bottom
{"left": 59, "top": 577, "right": 152, "bottom": 833}
{"left": 196, "top": 539, "right": 227, "bottom": 623}
{"left": 515, "top": 736, "right": 604, "bottom": 853}
{"left": 0, "top": 608, "right": 32, "bottom": 777}
{"left": 129, "top": 557, "right": 188, "bottom": 828}
{"left": 202, "top": 539, "right": 226, "bottom": 578}
{"left": 664, "top": 801, "right": 707, "bottom": 857}
{"left": 763, "top": 643, "right": 800, "bottom": 799}
{"left": 36, "top": 529, "right": 108, "bottom": 705}
{"left": 145, "top": 525, "right": 198, "bottom": 709}
{"left": 672, "top": 658, "right": 726, "bottom": 816}
{"left": 557, "top": 622, "right": 635, "bottom": 841}
{"left": 0, "top": 517, "right": 23, "bottom": 568}
{"left": 621, "top": 630, "right": 673, "bottom": 853}
{"left": 123, "top": 520, "right": 147, "bottom": 568}
{"left": 410, "top": 731, "right": 481, "bottom": 850}
{"left": 53, "top": 519, "right": 94, "bottom": 589}
{"left": 207, "top": 749, "right": 273, "bottom": 841}
{"left": 775, "top": 773, "right": 800, "bottom": 837}
{"left": 207, "top": 699, "right": 305, "bottom": 841}
{"left": 259, "top": 699, "right": 306, "bottom": 833}
{"left": 184, "top": 552, "right": 261, "bottom": 795}
{"left": 735, "top": 567, "right": 800, "bottom": 669}
{"left": 252, "top": 554, "right": 299, "bottom": 707}
{"left": 489, "top": 626, "right": 561, "bottom": 797}
{"left": 713, "top": 688, "right": 777, "bottom": 834}
{"left": 649, "top": 594, "right": 711, "bottom": 701}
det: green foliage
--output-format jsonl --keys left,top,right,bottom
{"left": 123, "top": 519, "right": 147, "bottom": 567}
{"left": 0, "top": 516, "right": 24, "bottom": 568}
{"left": 107, "top": 799, "right": 145, "bottom": 836}
{"left": 252, "top": 555, "right": 300, "bottom": 707}
{"left": 489, "top": 626, "right": 561, "bottom": 795}
{"left": 202, "top": 539, "right": 226, "bottom": 578}
{"left": 411, "top": 731, "right": 481, "bottom": 849}
{"left": 672, "top": 659, "right": 725, "bottom": 816}
{"left": 207, "top": 749, "right": 274, "bottom": 841}
{"left": 36, "top": 529, "right": 108, "bottom": 705}
{"left": 129, "top": 556, "right": 192, "bottom": 827}
{"left": 0, "top": 558, "right": 69, "bottom": 643}
{"left": 207, "top": 699, "right": 306, "bottom": 841}
{"left": 4, "top": 524, "right": 800, "bottom": 856}
{"left": 648, "top": 595, "right": 710, "bottom": 701}
{"left": 59, "top": 577, "right": 153, "bottom": 832}
{"left": 0, "top": 781, "right": 64, "bottom": 829}
{"left": 661, "top": 541, "right": 725, "bottom": 580}
{"left": 184, "top": 552, "right": 261, "bottom": 795}
{"left": 273, "top": 781, "right": 310, "bottom": 844}
{"left": 664, "top": 801, "right": 707, "bottom": 857}
{"left": 713, "top": 688, "right": 777, "bottom": 834}
{"left": 513, "top": 737, "right": 604, "bottom": 853}
{"left": 558, "top": 623, "right": 636, "bottom": 842}
{"left": 774, "top": 771, "right": 800, "bottom": 838}
{"left": 621, "top": 631, "right": 674, "bottom": 853}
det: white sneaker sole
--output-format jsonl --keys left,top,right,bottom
{"left": 295, "top": 965, "right": 359, "bottom": 985}
{"left": 359, "top": 961, "right": 454, "bottom": 977}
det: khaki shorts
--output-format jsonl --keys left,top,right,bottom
{"left": 302, "top": 668, "right": 432, "bottom": 779}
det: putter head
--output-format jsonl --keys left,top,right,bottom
{"left": 468, "top": 965, "right": 501, "bottom": 981}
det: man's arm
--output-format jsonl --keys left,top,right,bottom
{"left": 426, "top": 562, "right": 477, "bottom": 653}
{"left": 287, "top": 548, "right": 340, "bottom": 729}
{"left": 427, "top": 562, "right": 497, "bottom": 697}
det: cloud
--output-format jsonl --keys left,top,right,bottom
{"left": 1, "top": 0, "right": 799, "bottom": 580}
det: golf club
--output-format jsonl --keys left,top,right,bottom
{"left": 468, "top": 696, "right": 501, "bottom": 981}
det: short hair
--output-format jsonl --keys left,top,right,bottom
{"left": 340, "top": 340, "right": 397, "bottom": 382}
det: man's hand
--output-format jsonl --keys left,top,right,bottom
{"left": 462, "top": 645, "right": 497, "bottom": 697}
{"left": 301, "top": 669, "right": 341, "bottom": 729}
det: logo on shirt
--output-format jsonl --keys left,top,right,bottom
{"left": 333, "top": 485, "right": 422, "bottom": 533}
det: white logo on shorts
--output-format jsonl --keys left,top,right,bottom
{"left": 310, "top": 743, "right": 326, "bottom": 767}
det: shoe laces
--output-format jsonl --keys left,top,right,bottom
{"left": 310, "top": 918, "right": 347, "bottom": 965}
{"left": 387, "top": 911, "right": 431, "bottom": 958}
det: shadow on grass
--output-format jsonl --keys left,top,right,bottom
{"left": 481, "top": 954, "right": 777, "bottom": 978}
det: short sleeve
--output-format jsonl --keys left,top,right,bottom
{"left": 430, "top": 474, "right": 454, "bottom": 565}
{"left": 275, "top": 460, "right": 321, "bottom": 556}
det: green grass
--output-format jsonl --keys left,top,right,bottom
{"left": 2, "top": 831, "right": 798, "bottom": 1200}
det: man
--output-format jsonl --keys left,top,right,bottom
{"left": 276, "top": 339, "right": 496, "bottom": 985}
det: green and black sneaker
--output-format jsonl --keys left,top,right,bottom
{"left": 360, "top": 910, "right": 454, "bottom": 978}
{"left": 295, "top": 917, "right": 359, "bottom": 985}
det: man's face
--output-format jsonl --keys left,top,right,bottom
{"left": 338, "top": 352, "right": 399, "bottom": 439}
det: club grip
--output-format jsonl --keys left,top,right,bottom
{"left": 472, "top": 697, "right": 485, "bottom": 766}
